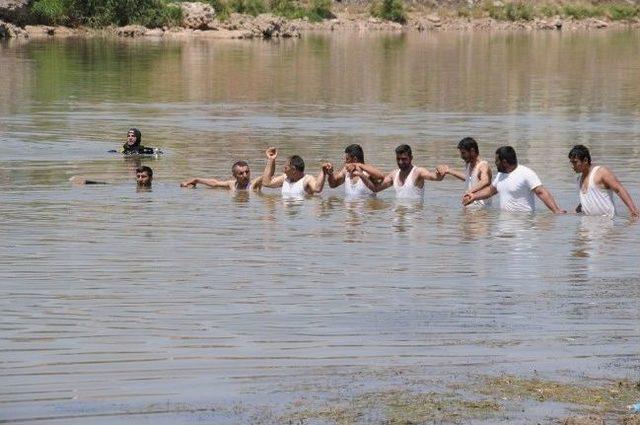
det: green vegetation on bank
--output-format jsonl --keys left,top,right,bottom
{"left": 26, "top": 0, "right": 333, "bottom": 27}
{"left": 459, "top": 0, "right": 640, "bottom": 21}
{"left": 371, "top": 0, "right": 407, "bottom": 23}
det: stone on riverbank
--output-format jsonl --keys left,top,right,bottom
{"left": 0, "top": 0, "right": 29, "bottom": 25}
{"left": 114, "top": 25, "right": 147, "bottom": 37}
{"left": 235, "top": 13, "right": 299, "bottom": 38}
{"left": 177, "top": 2, "right": 217, "bottom": 30}
{"left": 0, "top": 19, "right": 26, "bottom": 37}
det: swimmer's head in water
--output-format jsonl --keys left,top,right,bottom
{"left": 495, "top": 146, "right": 517, "bottom": 173}
{"left": 344, "top": 144, "right": 364, "bottom": 164}
{"left": 232, "top": 161, "right": 251, "bottom": 187}
{"left": 395, "top": 144, "right": 413, "bottom": 171}
{"left": 284, "top": 155, "right": 305, "bottom": 179}
{"left": 568, "top": 145, "right": 592, "bottom": 173}
{"left": 136, "top": 165, "right": 153, "bottom": 187}
{"left": 127, "top": 128, "right": 142, "bottom": 146}
{"left": 457, "top": 137, "right": 479, "bottom": 163}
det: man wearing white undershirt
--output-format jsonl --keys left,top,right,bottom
{"left": 261, "top": 147, "right": 326, "bottom": 199}
{"left": 463, "top": 146, "right": 565, "bottom": 214}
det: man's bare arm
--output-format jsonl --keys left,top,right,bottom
{"left": 463, "top": 185, "right": 497, "bottom": 205}
{"left": 180, "top": 178, "right": 233, "bottom": 189}
{"left": 436, "top": 165, "right": 466, "bottom": 181}
{"left": 306, "top": 169, "right": 327, "bottom": 194}
{"left": 356, "top": 170, "right": 393, "bottom": 193}
{"left": 324, "top": 163, "right": 346, "bottom": 188}
{"left": 250, "top": 176, "right": 263, "bottom": 191}
{"left": 467, "top": 162, "right": 492, "bottom": 194}
{"left": 355, "top": 163, "right": 385, "bottom": 181}
{"left": 533, "top": 186, "right": 566, "bottom": 214}
{"left": 600, "top": 168, "right": 639, "bottom": 217}
{"left": 262, "top": 147, "right": 285, "bottom": 188}
{"left": 418, "top": 167, "right": 445, "bottom": 182}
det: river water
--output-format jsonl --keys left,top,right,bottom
{"left": 1, "top": 31, "right": 639, "bottom": 424}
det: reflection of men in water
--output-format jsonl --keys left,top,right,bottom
{"left": 437, "top": 137, "right": 492, "bottom": 208}
{"left": 135, "top": 166, "right": 153, "bottom": 188}
{"left": 355, "top": 144, "right": 444, "bottom": 201}
{"left": 261, "top": 147, "right": 326, "bottom": 198}
{"left": 463, "top": 146, "right": 565, "bottom": 213}
{"left": 322, "top": 144, "right": 384, "bottom": 198}
{"left": 568, "top": 144, "right": 639, "bottom": 218}
{"left": 180, "top": 161, "right": 262, "bottom": 191}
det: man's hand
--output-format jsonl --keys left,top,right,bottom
{"left": 462, "top": 192, "right": 475, "bottom": 206}
{"left": 436, "top": 164, "right": 449, "bottom": 176}
{"left": 322, "top": 162, "right": 334, "bottom": 175}
{"left": 266, "top": 147, "right": 277, "bottom": 160}
{"left": 180, "top": 179, "right": 196, "bottom": 188}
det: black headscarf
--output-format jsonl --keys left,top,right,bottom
{"left": 123, "top": 128, "right": 142, "bottom": 153}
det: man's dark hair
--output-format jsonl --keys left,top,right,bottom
{"left": 495, "top": 146, "right": 518, "bottom": 165}
{"left": 289, "top": 155, "right": 305, "bottom": 172}
{"left": 568, "top": 145, "right": 591, "bottom": 164}
{"left": 345, "top": 144, "right": 365, "bottom": 163}
{"left": 136, "top": 165, "right": 153, "bottom": 177}
{"left": 395, "top": 144, "right": 412, "bottom": 157}
{"left": 457, "top": 137, "right": 479, "bottom": 154}
{"left": 232, "top": 160, "right": 249, "bottom": 172}
{"left": 128, "top": 128, "right": 142, "bottom": 145}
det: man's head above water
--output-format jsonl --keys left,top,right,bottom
{"left": 136, "top": 166, "right": 153, "bottom": 187}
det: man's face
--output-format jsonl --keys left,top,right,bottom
{"left": 569, "top": 157, "right": 588, "bottom": 173}
{"left": 459, "top": 148, "right": 473, "bottom": 163}
{"left": 345, "top": 154, "right": 358, "bottom": 164}
{"left": 283, "top": 161, "right": 299, "bottom": 179}
{"left": 494, "top": 154, "right": 508, "bottom": 173}
{"left": 126, "top": 131, "right": 137, "bottom": 146}
{"left": 396, "top": 153, "right": 412, "bottom": 171}
{"left": 233, "top": 165, "right": 251, "bottom": 186}
{"left": 136, "top": 170, "right": 152, "bottom": 187}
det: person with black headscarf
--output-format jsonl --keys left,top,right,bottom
{"left": 119, "top": 128, "right": 158, "bottom": 155}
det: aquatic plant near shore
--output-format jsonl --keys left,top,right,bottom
{"left": 371, "top": 0, "right": 407, "bottom": 24}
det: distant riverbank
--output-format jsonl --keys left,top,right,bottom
{"left": 2, "top": 0, "right": 640, "bottom": 40}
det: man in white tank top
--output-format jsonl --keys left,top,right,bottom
{"left": 436, "top": 137, "right": 492, "bottom": 208}
{"left": 180, "top": 161, "right": 263, "bottom": 191}
{"left": 322, "top": 144, "right": 384, "bottom": 198}
{"left": 463, "top": 146, "right": 565, "bottom": 214}
{"left": 261, "top": 147, "right": 326, "bottom": 199}
{"left": 355, "top": 144, "right": 445, "bottom": 200}
{"left": 568, "top": 144, "right": 639, "bottom": 218}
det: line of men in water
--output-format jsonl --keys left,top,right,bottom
{"left": 88, "top": 129, "right": 639, "bottom": 218}
{"left": 176, "top": 138, "right": 638, "bottom": 218}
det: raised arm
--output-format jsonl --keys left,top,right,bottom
{"left": 324, "top": 163, "right": 346, "bottom": 188}
{"left": 180, "top": 177, "right": 233, "bottom": 189}
{"left": 600, "top": 168, "right": 639, "bottom": 217}
{"left": 436, "top": 164, "right": 466, "bottom": 181}
{"left": 355, "top": 168, "right": 393, "bottom": 193}
{"left": 262, "top": 147, "right": 285, "bottom": 188}
{"left": 463, "top": 185, "right": 497, "bottom": 205}
{"left": 306, "top": 168, "right": 327, "bottom": 194}
{"left": 354, "top": 163, "right": 385, "bottom": 182}
{"left": 533, "top": 186, "right": 566, "bottom": 214}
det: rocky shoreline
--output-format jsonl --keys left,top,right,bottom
{"left": 2, "top": 0, "right": 640, "bottom": 41}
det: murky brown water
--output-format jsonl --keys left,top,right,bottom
{"left": 1, "top": 31, "right": 640, "bottom": 423}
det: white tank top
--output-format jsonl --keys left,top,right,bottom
{"left": 464, "top": 160, "right": 491, "bottom": 207}
{"left": 345, "top": 172, "right": 374, "bottom": 198}
{"left": 578, "top": 166, "right": 615, "bottom": 217}
{"left": 393, "top": 167, "right": 424, "bottom": 200}
{"left": 282, "top": 175, "right": 308, "bottom": 199}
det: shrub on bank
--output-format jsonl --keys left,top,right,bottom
{"left": 479, "top": 1, "right": 640, "bottom": 22}
{"left": 371, "top": 0, "right": 407, "bottom": 24}
{"left": 29, "top": 0, "right": 183, "bottom": 27}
